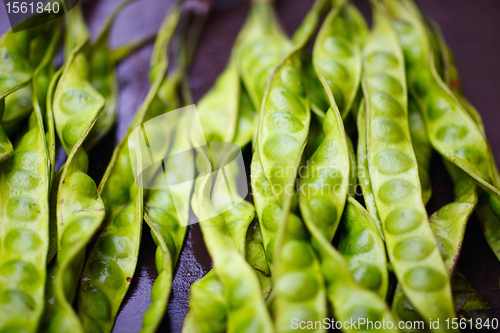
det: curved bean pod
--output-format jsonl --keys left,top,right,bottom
{"left": 76, "top": 6, "right": 182, "bottom": 332}
{"left": 303, "top": 212, "right": 398, "bottom": 333}
{"left": 251, "top": 150, "right": 281, "bottom": 272}
{"left": 427, "top": 16, "right": 500, "bottom": 270}
{"left": 272, "top": 211, "right": 327, "bottom": 333}
{"left": 64, "top": 3, "right": 90, "bottom": 61}
{"left": 52, "top": 42, "right": 105, "bottom": 153}
{"left": 312, "top": 0, "right": 367, "bottom": 118}
{"left": 0, "top": 27, "right": 35, "bottom": 161}
{"left": 141, "top": 73, "right": 191, "bottom": 332}
{"left": 182, "top": 270, "right": 227, "bottom": 333}
{"left": 298, "top": 106, "right": 350, "bottom": 240}
{"left": 42, "top": 26, "right": 108, "bottom": 330}
{"left": 0, "top": 66, "right": 51, "bottom": 333}
{"left": 258, "top": 50, "right": 310, "bottom": 205}
{"left": 363, "top": 5, "right": 455, "bottom": 327}
{"left": 236, "top": 0, "right": 292, "bottom": 111}
{"left": 1, "top": 23, "right": 55, "bottom": 134}
{"left": 383, "top": 0, "right": 500, "bottom": 219}
{"left": 191, "top": 149, "right": 273, "bottom": 333}
{"left": 0, "top": 21, "right": 61, "bottom": 332}
{"left": 339, "top": 197, "right": 389, "bottom": 299}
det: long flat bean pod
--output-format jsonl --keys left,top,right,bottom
{"left": 272, "top": 210, "right": 326, "bottom": 333}
{"left": 257, "top": 49, "right": 310, "bottom": 206}
{"left": 251, "top": 0, "right": 324, "bottom": 271}
{"left": 182, "top": 84, "right": 258, "bottom": 332}
{"left": 191, "top": 148, "right": 273, "bottom": 333}
{"left": 302, "top": 207, "right": 398, "bottom": 333}
{"left": 362, "top": 5, "right": 455, "bottom": 328}
{"left": 76, "top": 6, "right": 182, "bottom": 332}
{"left": 0, "top": 25, "right": 57, "bottom": 331}
{"left": 43, "top": 34, "right": 108, "bottom": 331}
{"left": 142, "top": 106, "right": 191, "bottom": 333}
{"left": 383, "top": 0, "right": 500, "bottom": 220}
{"left": 427, "top": 15, "right": 500, "bottom": 273}
{"left": 140, "top": 3, "right": 212, "bottom": 328}
{"left": 298, "top": 104, "right": 350, "bottom": 241}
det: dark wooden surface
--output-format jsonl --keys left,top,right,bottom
{"left": 1, "top": 0, "right": 500, "bottom": 332}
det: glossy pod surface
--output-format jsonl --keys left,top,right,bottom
{"left": 0, "top": 92, "right": 50, "bottom": 333}
{"left": 363, "top": 6, "right": 455, "bottom": 328}
{"left": 339, "top": 197, "right": 388, "bottom": 298}
{"left": 384, "top": 0, "right": 500, "bottom": 218}
{"left": 76, "top": 7, "right": 182, "bottom": 332}
{"left": 258, "top": 50, "right": 310, "bottom": 205}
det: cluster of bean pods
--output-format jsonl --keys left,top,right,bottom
{"left": 186, "top": 0, "right": 500, "bottom": 332}
{"left": 0, "top": 0, "right": 499, "bottom": 332}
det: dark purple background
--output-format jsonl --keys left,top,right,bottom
{"left": 1, "top": 0, "right": 500, "bottom": 332}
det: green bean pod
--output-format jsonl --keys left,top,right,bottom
{"left": 76, "top": 6, "right": 182, "bottom": 332}
{"left": 427, "top": 15, "right": 500, "bottom": 270}
{"left": 191, "top": 150, "right": 273, "bottom": 333}
{"left": 186, "top": 80, "right": 270, "bottom": 333}
{"left": 183, "top": 270, "right": 227, "bottom": 333}
{"left": 251, "top": 151, "right": 281, "bottom": 271}
{"left": 303, "top": 215, "right": 398, "bottom": 333}
{"left": 141, "top": 71, "right": 191, "bottom": 332}
{"left": 52, "top": 42, "right": 105, "bottom": 153}
{"left": 141, "top": 150, "right": 190, "bottom": 333}
{"left": 298, "top": 106, "right": 350, "bottom": 240}
{"left": 272, "top": 211, "right": 327, "bottom": 333}
{"left": 64, "top": 3, "right": 91, "bottom": 61}
{"left": 339, "top": 197, "right": 389, "bottom": 299}
{"left": 40, "top": 27, "right": 110, "bottom": 331}
{"left": 383, "top": 0, "right": 500, "bottom": 219}
{"left": 257, "top": 50, "right": 310, "bottom": 205}
{"left": 237, "top": 0, "right": 292, "bottom": 111}
{"left": 251, "top": 0, "right": 328, "bottom": 272}
{"left": 363, "top": 5, "right": 455, "bottom": 328}
{"left": 0, "top": 30, "right": 56, "bottom": 331}
{"left": 0, "top": 98, "right": 50, "bottom": 333}
{"left": 312, "top": 0, "right": 367, "bottom": 118}
{"left": 0, "top": 27, "right": 35, "bottom": 161}
{"left": 392, "top": 164, "right": 478, "bottom": 330}
{"left": 1, "top": 23, "right": 55, "bottom": 135}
